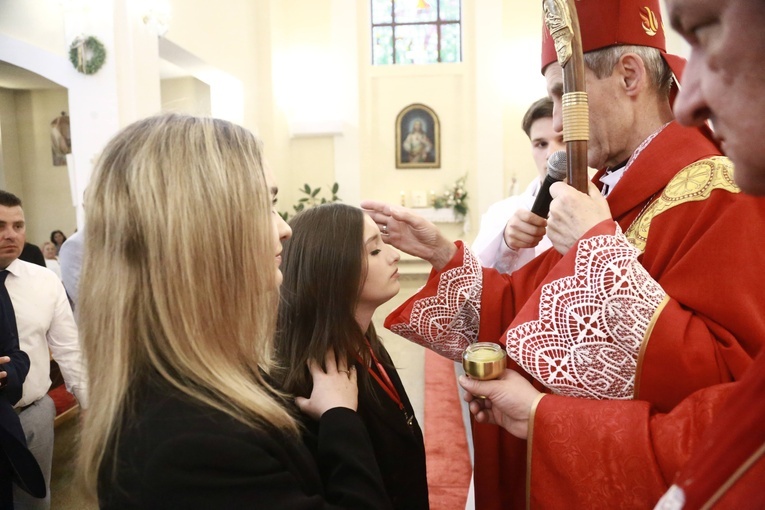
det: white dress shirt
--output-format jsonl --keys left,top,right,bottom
{"left": 471, "top": 178, "right": 553, "bottom": 273}
{"left": 5, "top": 258, "right": 88, "bottom": 408}
{"left": 599, "top": 166, "right": 627, "bottom": 197}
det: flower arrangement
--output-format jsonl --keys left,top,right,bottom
{"left": 433, "top": 174, "right": 468, "bottom": 217}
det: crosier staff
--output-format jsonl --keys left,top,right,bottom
{"left": 543, "top": 0, "right": 589, "bottom": 193}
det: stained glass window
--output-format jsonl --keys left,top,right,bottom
{"left": 371, "top": 0, "right": 461, "bottom": 65}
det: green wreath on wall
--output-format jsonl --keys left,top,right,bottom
{"left": 69, "top": 36, "right": 106, "bottom": 75}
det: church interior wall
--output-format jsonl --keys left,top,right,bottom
{"left": 0, "top": 0, "right": 691, "bottom": 250}
{"left": 160, "top": 76, "right": 212, "bottom": 117}
{"left": 0, "top": 85, "right": 75, "bottom": 245}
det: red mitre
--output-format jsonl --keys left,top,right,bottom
{"left": 541, "top": 0, "right": 685, "bottom": 89}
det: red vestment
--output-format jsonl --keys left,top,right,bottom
{"left": 385, "top": 122, "right": 765, "bottom": 508}
{"left": 654, "top": 351, "right": 765, "bottom": 510}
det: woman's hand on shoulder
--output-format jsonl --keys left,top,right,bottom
{"left": 295, "top": 349, "right": 358, "bottom": 420}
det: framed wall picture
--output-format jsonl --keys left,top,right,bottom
{"left": 396, "top": 103, "right": 440, "bottom": 169}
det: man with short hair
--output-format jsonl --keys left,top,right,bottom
{"left": 362, "top": 0, "right": 765, "bottom": 507}
{"left": 471, "top": 97, "right": 564, "bottom": 273}
{"left": 0, "top": 190, "right": 87, "bottom": 509}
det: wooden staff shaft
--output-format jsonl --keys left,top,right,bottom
{"left": 562, "top": 0, "right": 589, "bottom": 193}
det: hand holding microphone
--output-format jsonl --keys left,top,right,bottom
{"left": 502, "top": 151, "right": 567, "bottom": 251}
{"left": 530, "top": 150, "right": 568, "bottom": 218}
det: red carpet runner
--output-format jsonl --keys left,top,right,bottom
{"left": 424, "top": 349, "right": 472, "bottom": 509}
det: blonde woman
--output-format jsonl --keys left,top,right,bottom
{"left": 77, "top": 114, "right": 392, "bottom": 509}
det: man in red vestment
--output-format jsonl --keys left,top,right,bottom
{"left": 465, "top": 2, "right": 765, "bottom": 506}
{"left": 654, "top": 0, "right": 765, "bottom": 507}
{"left": 362, "top": 0, "right": 765, "bottom": 508}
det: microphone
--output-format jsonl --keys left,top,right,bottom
{"left": 530, "top": 150, "right": 567, "bottom": 218}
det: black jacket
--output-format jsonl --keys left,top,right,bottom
{"left": 304, "top": 346, "right": 429, "bottom": 510}
{"left": 99, "top": 375, "right": 393, "bottom": 509}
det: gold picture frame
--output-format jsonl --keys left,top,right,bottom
{"left": 396, "top": 103, "right": 440, "bottom": 169}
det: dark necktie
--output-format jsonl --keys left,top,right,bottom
{"left": 0, "top": 272, "right": 19, "bottom": 344}
{"left": 0, "top": 270, "right": 28, "bottom": 405}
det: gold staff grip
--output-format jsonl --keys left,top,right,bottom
{"left": 543, "top": 0, "right": 589, "bottom": 193}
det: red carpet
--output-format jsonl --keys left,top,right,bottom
{"left": 424, "top": 349, "right": 472, "bottom": 509}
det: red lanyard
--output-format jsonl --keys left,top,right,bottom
{"left": 357, "top": 339, "right": 414, "bottom": 428}
{"left": 359, "top": 340, "right": 403, "bottom": 411}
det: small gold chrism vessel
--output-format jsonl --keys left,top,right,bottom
{"left": 462, "top": 342, "right": 507, "bottom": 381}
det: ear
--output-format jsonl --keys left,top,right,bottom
{"left": 617, "top": 53, "right": 646, "bottom": 97}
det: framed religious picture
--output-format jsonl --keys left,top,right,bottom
{"left": 396, "top": 103, "right": 440, "bottom": 169}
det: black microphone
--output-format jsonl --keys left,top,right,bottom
{"left": 530, "top": 150, "right": 567, "bottom": 218}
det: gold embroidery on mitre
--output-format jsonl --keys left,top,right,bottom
{"left": 640, "top": 7, "right": 660, "bottom": 36}
{"left": 625, "top": 156, "right": 739, "bottom": 251}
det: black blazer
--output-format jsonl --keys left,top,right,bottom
{"left": 304, "top": 346, "right": 429, "bottom": 510}
{"left": 358, "top": 347, "right": 429, "bottom": 510}
{"left": 99, "top": 375, "right": 393, "bottom": 509}
{"left": 0, "top": 399, "right": 46, "bottom": 506}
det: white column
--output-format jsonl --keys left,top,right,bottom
{"left": 474, "top": 0, "right": 505, "bottom": 218}
{"left": 61, "top": 0, "right": 162, "bottom": 226}
{"left": 330, "top": 0, "right": 361, "bottom": 205}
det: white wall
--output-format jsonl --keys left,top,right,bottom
{"left": 160, "top": 77, "right": 212, "bottom": 116}
{"left": 0, "top": 0, "right": 692, "bottom": 245}
{"left": 0, "top": 88, "right": 23, "bottom": 193}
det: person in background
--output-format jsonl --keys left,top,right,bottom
{"left": 40, "top": 243, "right": 61, "bottom": 280}
{"left": 58, "top": 230, "right": 83, "bottom": 309}
{"left": 48, "top": 231, "right": 66, "bottom": 255}
{"left": 77, "top": 113, "right": 392, "bottom": 509}
{"left": 363, "top": 0, "right": 765, "bottom": 507}
{"left": 1, "top": 235, "right": 42, "bottom": 505}
{"left": 471, "top": 97, "right": 564, "bottom": 273}
{"left": 275, "top": 203, "right": 428, "bottom": 510}
{"left": 0, "top": 190, "right": 86, "bottom": 510}
{"left": 19, "top": 243, "right": 45, "bottom": 268}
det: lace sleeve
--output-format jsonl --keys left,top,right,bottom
{"left": 390, "top": 248, "right": 483, "bottom": 361}
{"left": 505, "top": 225, "right": 668, "bottom": 399}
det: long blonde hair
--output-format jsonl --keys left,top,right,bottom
{"left": 77, "top": 114, "right": 298, "bottom": 496}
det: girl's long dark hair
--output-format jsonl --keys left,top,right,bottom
{"left": 275, "top": 203, "right": 387, "bottom": 398}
